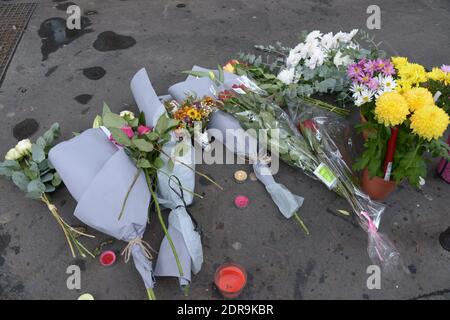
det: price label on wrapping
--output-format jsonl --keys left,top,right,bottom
{"left": 314, "top": 163, "right": 337, "bottom": 189}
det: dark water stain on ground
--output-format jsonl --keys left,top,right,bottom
{"left": 93, "top": 31, "right": 136, "bottom": 52}
{"left": 74, "top": 94, "right": 93, "bottom": 105}
{"left": 0, "top": 232, "right": 11, "bottom": 267}
{"left": 72, "top": 258, "right": 86, "bottom": 271}
{"left": 55, "top": 2, "right": 76, "bottom": 11}
{"left": 82, "top": 66, "right": 106, "bottom": 80}
{"left": 45, "top": 65, "right": 58, "bottom": 77}
{"left": 13, "top": 119, "right": 39, "bottom": 140}
{"left": 199, "top": 174, "right": 214, "bottom": 186}
{"left": 38, "top": 17, "right": 93, "bottom": 61}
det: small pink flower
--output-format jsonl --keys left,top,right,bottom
{"left": 121, "top": 126, "right": 134, "bottom": 138}
{"left": 441, "top": 65, "right": 450, "bottom": 73}
{"left": 137, "top": 125, "right": 152, "bottom": 135}
{"left": 367, "top": 78, "right": 379, "bottom": 90}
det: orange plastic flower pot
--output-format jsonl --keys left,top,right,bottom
{"left": 361, "top": 168, "right": 397, "bottom": 200}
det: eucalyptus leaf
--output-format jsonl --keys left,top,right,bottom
{"left": 41, "top": 172, "right": 54, "bottom": 183}
{"left": 36, "top": 137, "right": 46, "bottom": 149}
{"left": 147, "top": 132, "right": 159, "bottom": 141}
{"left": 31, "top": 144, "right": 46, "bottom": 163}
{"left": 0, "top": 166, "right": 13, "bottom": 178}
{"left": 27, "top": 179, "right": 46, "bottom": 194}
{"left": 1, "top": 160, "right": 20, "bottom": 170}
{"left": 51, "top": 172, "right": 62, "bottom": 187}
{"left": 12, "top": 171, "right": 30, "bottom": 191}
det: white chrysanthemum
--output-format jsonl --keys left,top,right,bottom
{"left": 355, "top": 88, "right": 374, "bottom": 106}
{"left": 333, "top": 50, "right": 353, "bottom": 67}
{"left": 277, "top": 68, "right": 296, "bottom": 84}
{"left": 380, "top": 75, "right": 397, "bottom": 92}
{"left": 321, "top": 32, "right": 337, "bottom": 50}
{"left": 350, "top": 83, "right": 365, "bottom": 96}
{"left": 334, "top": 29, "right": 358, "bottom": 43}
{"left": 305, "top": 30, "right": 323, "bottom": 43}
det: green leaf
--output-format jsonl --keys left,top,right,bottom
{"left": 138, "top": 111, "right": 146, "bottom": 126}
{"left": 153, "top": 157, "right": 164, "bottom": 169}
{"left": 45, "top": 184, "right": 56, "bottom": 193}
{"left": 23, "top": 162, "right": 40, "bottom": 180}
{"left": 217, "top": 64, "right": 224, "bottom": 83}
{"left": 167, "top": 159, "right": 175, "bottom": 172}
{"left": 40, "top": 172, "right": 54, "bottom": 183}
{"left": 155, "top": 114, "right": 168, "bottom": 133}
{"left": 137, "top": 159, "right": 152, "bottom": 168}
{"left": 102, "top": 102, "right": 112, "bottom": 116}
{"left": 167, "top": 119, "right": 179, "bottom": 131}
{"left": 31, "top": 144, "right": 45, "bottom": 163}
{"left": 109, "top": 127, "right": 132, "bottom": 146}
{"left": 147, "top": 132, "right": 159, "bottom": 141}
{"left": 103, "top": 112, "right": 128, "bottom": 128}
{"left": 51, "top": 172, "right": 62, "bottom": 187}
{"left": 36, "top": 137, "right": 46, "bottom": 149}
{"left": 12, "top": 171, "right": 30, "bottom": 191}
{"left": 182, "top": 70, "right": 210, "bottom": 78}
{"left": 132, "top": 139, "right": 154, "bottom": 152}
{"left": 92, "top": 115, "right": 103, "bottom": 128}
{"left": 0, "top": 166, "right": 13, "bottom": 178}
{"left": 43, "top": 130, "right": 54, "bottom": 145}
{"left": 27, "top": 179, "right": 46, "bottom": 194}
{"left": 1, "top": 160, "right": 20, "bottom": 170}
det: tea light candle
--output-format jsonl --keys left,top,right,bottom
{"left": 234, "top": 195, "right": 249, "bottom": 209}
{"left": 214, "top": 263, "right": 247, "bottom": 299}
{"left": 234, "top": 170, "right": 248, "bottom": 183}
{"left": 99, "top": 250, "right": 116, "bottom": 267}
{"left": 77, "top": 293, "right": 94, "bottom": 300}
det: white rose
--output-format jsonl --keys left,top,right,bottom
{"left": 119, "top": 110, "right": 135, "bottom": 120}
{"left": 15, "top": 139, "right": 32, "bottom": 156}
{"left": 5, "top": 147, "right": 21, "bottom": 160}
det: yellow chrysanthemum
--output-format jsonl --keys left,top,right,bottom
{"left": 427, "top": 67, "right": 450, "bottom": 85}
{"left": 395, "top": 62, "right": 427, "bottom": 92}
{"left": 402, "top": 87, "right": 435, "bottom": 112}
{"left": 374, "top": 92, "right": 410, "bottom": 127}
{"left": 391, "top": 56, "right": 408, "bottom": 69}
{"left": 410, "top": 104, "right": 449, "bottom": 141}
{"left": 187, "top": 108, "right": 201, "bottom": 120}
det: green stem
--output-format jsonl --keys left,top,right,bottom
{"left": 118, "top": 168, "right": 141, "bottom": 220}
{"left": 147, "top": 288, "right": 156, "bottom": 300}
{"left": 144, "top": 169, "right": 184, "bottom": 277}
{"left": 293, "top": 213, "right": 310, "bottom": 235}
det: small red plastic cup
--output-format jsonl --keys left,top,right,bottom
{"left": 99, "top": 250, "right": 116, "bottom": 266}
{"left": 234, "top": 195, "right": 249, "bottom": 209}
{"left": 214, "top": 263, "right": 247, "bottom": 298}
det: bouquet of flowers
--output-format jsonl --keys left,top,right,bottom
{"left": 351, "top": 57, "right": 450, "bottom": 188}
{"left": 236, "top": 29, "right": 383, "bottom": 109}
{"left": 427, "top": 64, "right": 450, "bottom": 113}
{"left": 0, "top": 123, "right": 94, "bottom": 258}
{"left": 164, "top": 96, "right": 217, "bottom": 150}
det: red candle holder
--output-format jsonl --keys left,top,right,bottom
{"left": 234, "top": 195, "right": 249, "bottom": 209}
{"left": 214, "top": 263, "right": 247, "bottom": 298}
{"left": 99, "top": 250, "right": 116, "bottom": 267}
